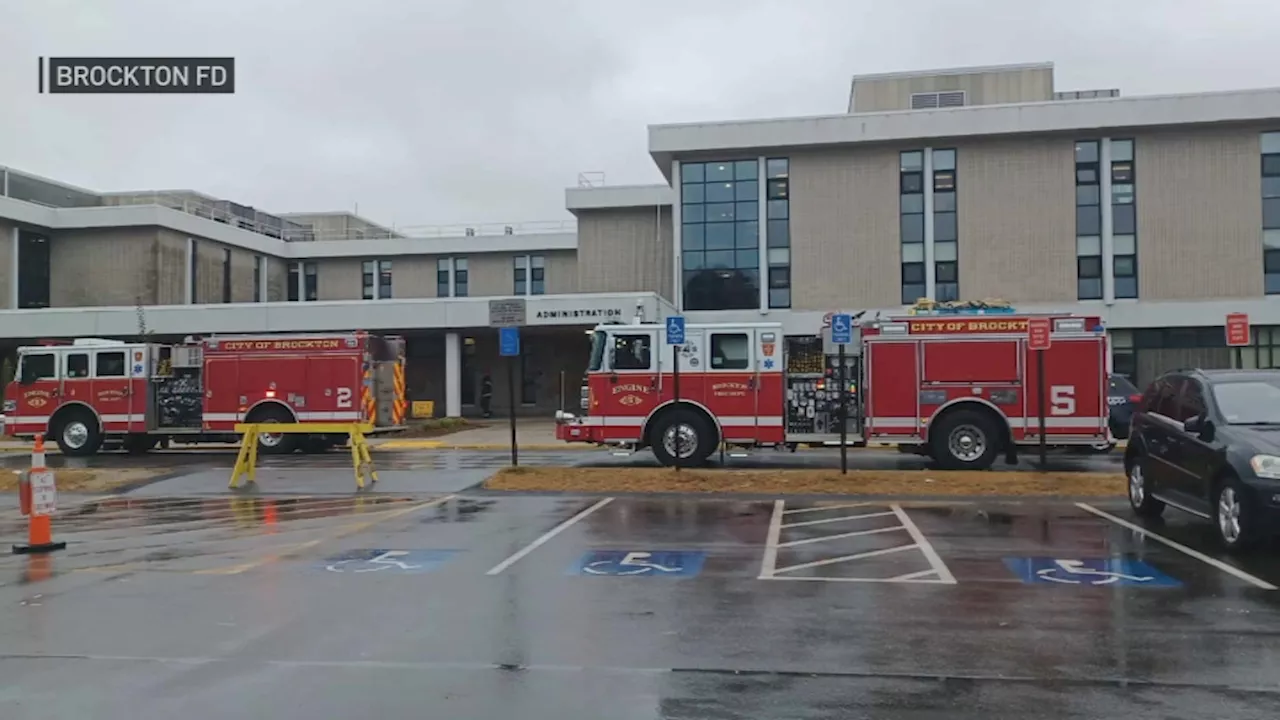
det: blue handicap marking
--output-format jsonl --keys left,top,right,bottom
{"left": 1004, "top": 557, "right": 1181, "bottom": 588}
{"left": 830, "top": 313, "right": 852, "bottom": 345}
{"left": 499, "top": 327, "right": 520, "bottom": 357}
{"left": 320, "top": 549, "right": 460, "bottom": 574}
{"left": 571, "top": 550, "right": 705, "bottom": 578}
{"left": 665, "top": 316, "right": 686, "bottom": 345}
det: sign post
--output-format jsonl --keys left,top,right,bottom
{"left": 665, "top": 316, "right": 685, "bottom": 471}
{"left": 1027, "top": 317, "right": 1053, "bottom": 470}
{"left": 831, "top": 313, "right": 852, "bottom": 475}
{"left": 498, "top": 326, "right": 521, "bottom": 467}
{"left": 1226, "top": 312, "right": 1250, "bottom": 370}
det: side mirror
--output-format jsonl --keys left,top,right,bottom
{"left": 1184, "top": 415, "right": 1214, "bottom": 441}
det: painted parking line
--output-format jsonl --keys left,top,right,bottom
{"left": 485, "top": 497, "right": 614, "bottom": 575}
{"left": 1076, "top": 503, "right": 1277, "bottom": 591}
{"left": 759, "top": 500, "right": 956, "bottom": 584}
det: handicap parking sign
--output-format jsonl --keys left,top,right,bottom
{"left": 571, "top": 550, "right": 705, "bottom": 578}
{"left": 1004, "top": 557, "right": 1180, "bottom": 588}
{"left": 321, "top": 549, "right": 460, "bottom": 574}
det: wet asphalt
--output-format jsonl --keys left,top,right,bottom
{"left": 2, "top": 459, "right": 1280, "bottom": 719}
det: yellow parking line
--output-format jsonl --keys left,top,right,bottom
{"left": 194, "top": 494, "right": 456, "bottom": 575}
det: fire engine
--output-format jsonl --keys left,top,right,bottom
{"left": 3, "top": 332, "right": 408, "bottom": 457}
{"left": 554, "top": 309, "right": 1111, "bottom": 470}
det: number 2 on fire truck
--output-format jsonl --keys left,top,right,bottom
{"left": 336, "top": 387, "right": 353, "bottom": 408}
{"left": 1050, "top": 386, "right": 1075, "bottom": 415}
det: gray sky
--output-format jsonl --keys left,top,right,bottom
{"left": 2, "top": 0, "right": 1279, "bottom": 230}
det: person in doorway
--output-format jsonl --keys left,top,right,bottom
{"left": 480, "top": 372, "right": 494, "bottom": 418}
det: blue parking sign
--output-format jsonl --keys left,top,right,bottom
{"left": 831, "top": 313, "right": 852, "bottom": 345}
{"left": 499, "top": 327, "right": 520, "bottom": 357}
{"left": 665, "top": 316, "right": 685, "bottom": 345}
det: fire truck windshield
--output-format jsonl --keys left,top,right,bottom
{"left": 588, "top": 331, "right": 607, "bottom": 372}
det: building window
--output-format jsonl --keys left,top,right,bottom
{"left": 303, "top": 262, "right": 317, "bottom": 301}
{"left": 1111, "top": 139, "right": 1138, "bottom": 299}
{"left": 932, "top": 148, "right": 958, "bottom": 302}
{"left": 437, "top": 257, "right": 468, "bottom": 297}
{"left": 765, "top": 158, "right": 790, "bottom": 309}
{"left": 16, "top": 230, "right": 50, "bottom": 310}
{"left": 379, "top": 260, "right": 392, "bottom": 299}
{"left": 253, "top": 255, "right": 263, "bottom": 302}
{"left": 221, "top": 248, "right": 232, "bottom": 303}
{"left": 1075, "top": 140, "right": 1103, "bottom": 300}
{"left": 514, "top": 255, "right": 546, "bottom": 296}
{"left": 680, "top": 160, "right": 761, "bottom": 311}
{"left": 1263, "top": 132, "right": 1280, "bottom": 294}
{"left": 288, "top": 263, "right": 299, "bottom": 302}
{"left": 900, "top": 150, "right": 926, "bottom": 304}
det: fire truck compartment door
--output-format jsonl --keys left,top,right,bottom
{"left": 1023, "top": 338, "right": 1107, "bottom": 436}
{"left": 922, "top": 340, "right": 1019, "bottom": 384}
{"left": 704, "top": 328, "right": 757, "bottom": 439}
{"left": 374, "top": 361, "right": 397, "bottom": 426}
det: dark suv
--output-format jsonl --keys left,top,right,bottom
{"left": 1126, "top": 369, "right": 1280, "bottom": 551}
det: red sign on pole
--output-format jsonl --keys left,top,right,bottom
{"left": 1027, "top": 317, "right": 1052, "bottom": 351}
{"left": 1226, "top": 313, "right": 1251, "bottom": 347}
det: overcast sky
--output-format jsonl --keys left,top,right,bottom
{"left": 2, "top": 0, "right": 1279, "bottom": 231}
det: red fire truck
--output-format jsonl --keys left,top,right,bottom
{"left": 3, "top": 332, "right": 408, "bottom": 456}
{"left": 554, "top": 310, "right": 1111, "bottom": 470}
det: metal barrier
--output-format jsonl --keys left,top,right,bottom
{"left": 230, "top": 423, "right": 378, "bottom": 490}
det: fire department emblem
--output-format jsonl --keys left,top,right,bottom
{"left": 23, "top": 389, "right": 50, "bottom": 408}
{"left": 618, "top": 394, "right": 643, "bottom": 407}
{"left": 761, "top": 342, "right": 775, "bottom": 357}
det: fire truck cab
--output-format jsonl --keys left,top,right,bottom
{"left": 3, "top": 332, "right": 407, "bottom": 456}
{"left": 555, "top": 310, "right": 1111, "bottom": 470}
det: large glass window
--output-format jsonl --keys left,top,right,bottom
{"left": 765, "top": 158, "right": 790, "bottom": 309}
{"left": 1075, "top": 140, "right": 1103, "bottom": 300}
{"left": 363, "top": 260, "right": 392, "bottom": 299}
{"left": 253, "top": 255, "right": 264, "bottom": 302}
{"left": 303, "top": 262, "right": 318, "bottom": 301}
{"left": 932, "top": 148, "right": 958, "bottom": 302}
{"left": 221, "top": 248, "right": 232, "bottom": 303}
{"left": 1111, "top": 139, "right": 1138, "bottom": 298}
{"left": 900, "top": 150, "right": 926, "bottom": 304}
{"left": 437, "top": 258, "right": 451, "bottom": 297}
{"left": 681, "top": 160, "right": 762, "bottom": 311}
{"left": 16, "top": 231, "right": 50, "bottom": 309}
{"left": 1263, "top": 132, "right": 1280, "bottom": 294}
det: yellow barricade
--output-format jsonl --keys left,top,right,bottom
{"left": 230, "top": 423, "right": 378, "bottom": 490}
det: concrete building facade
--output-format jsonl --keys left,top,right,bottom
{"left": 3, "top": 61, "right": 1280, "bottom": 416}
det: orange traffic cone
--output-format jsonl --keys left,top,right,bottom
{"left": 13, "top": 434, "right": 66, "bottom": 555}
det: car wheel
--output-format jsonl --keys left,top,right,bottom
{"left": 1126, "top": 455, "right": 1165, "bottom": 519}
{"left": 1215, "top": 476, "right": 1260, "bottom": 552}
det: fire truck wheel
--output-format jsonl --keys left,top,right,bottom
{"left": 929, "top": 409, "right": 1001, "bottom": 471}
{"left": 246, "top": 405, "right": 300, "bottom": 454}
{"left": 650, "top": 408, "right": 716, "bottom": 467}
{"left": 53, "top": 410, "right": 103, "bottom": 457}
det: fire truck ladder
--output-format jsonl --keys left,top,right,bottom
{"left": 229, "top": 423, "right": 379, "bottom": 490}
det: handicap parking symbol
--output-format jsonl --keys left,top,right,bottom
{"left": 321, "top": 549, "right": 459, "bottom": 574}
{"left": 1004, "top": 557, "right": 1181, "bottom": 588}
{"left": 571, "top": 551, "right": 706, "bottom": 578}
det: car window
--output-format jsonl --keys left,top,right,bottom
{"left": 611, "top": 334, "right": 652, "bottom": 371}
{"left": 1212, "top": 380, "right": 1280, "bottom": 424}
{"left": 1148, "top": 376, "right": 1185, "bottom": 418}
{"left": 1177, "top": 379, "right": 1207, "bottom": 422}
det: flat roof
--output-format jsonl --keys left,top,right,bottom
{"left": 849, "top": 61, "right": 1054, "bottom": 84}
{"left": 648, "top": 86, "right": 1280, "bottom": 178}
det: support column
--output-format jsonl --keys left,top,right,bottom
{"left": 671, "top": 159, "right": 683, "bottom": 311}
{"left": 445, "top": 331, "right": 461, "bottom": 418}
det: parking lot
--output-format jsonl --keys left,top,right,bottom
{"left": 1, "top": 450, "right": 1279, "bottom": 719}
